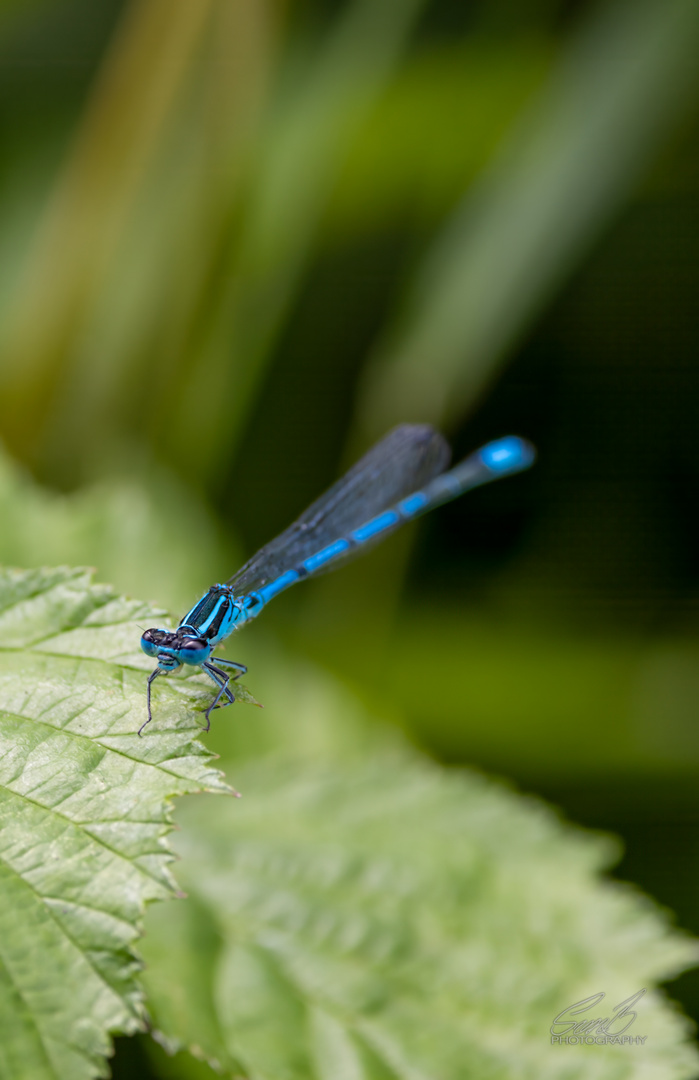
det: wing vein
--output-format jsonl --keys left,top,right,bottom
{"left": 227, "top": 425, "right": 450, "bottom": 594}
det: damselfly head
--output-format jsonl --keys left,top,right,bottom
{"left": 140, "top": 628, "right": 211, "bottom": 668}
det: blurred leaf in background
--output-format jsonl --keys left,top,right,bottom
{"left": 142, "top": 750, "right": 699, "bottom": 1080}
{"left": 0, "top": 442, "right": 234, "bottom": 615}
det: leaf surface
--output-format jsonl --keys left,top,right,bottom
{"left": 0, "top": 566, "right": 233, "bottom": 1080}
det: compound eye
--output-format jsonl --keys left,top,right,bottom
{"left": 141, "top": 634, "right": 158, "bottom": 658}
{"left": 179, "top": 637, "right": 210, "bottom": 665}
{"left": 141, "top": 628, "right": 166, "bottom": 657}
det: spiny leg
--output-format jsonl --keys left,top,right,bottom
{"left": 139, "top": 668, "right": 162, "bottom": 737}
{"left": 203, "top": 665, "right": 233, "bottom": 707}
{"left": 206, "top": 663, "right": 235, "bottom": 706}
{"left": 206, "top": 659, "right": 246, "bottom": 713}
{"left": 210, "top": 657, "right": 247, "bottom": 680}
{"left": 202, "top": 662, "right": 235, "bottom": 731}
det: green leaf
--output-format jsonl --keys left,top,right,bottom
{"left": 0, "top": 439, "right": 237, "bottom": 617}
{"left": 0, "top": 565, "right": 234, "bottom": 1080}
{"left": 142, "top": 747, "right": 699, "bottom": 1080}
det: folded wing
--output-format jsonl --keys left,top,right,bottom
{"left": 227, "top": 424, "right": 450, "bottom": 596}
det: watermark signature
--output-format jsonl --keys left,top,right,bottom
{"left": 551, "top": 989, "right": 647, "bottom": 1045}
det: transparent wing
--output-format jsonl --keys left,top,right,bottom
{"left": 227, "top": 424, "right": 451, "bottom": 595}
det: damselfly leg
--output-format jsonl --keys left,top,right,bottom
{"left": 139, "top": 669, "right": 162, "bottom": 736}
{"left": 202, "top": 659, "right": 247, "bottom": 731}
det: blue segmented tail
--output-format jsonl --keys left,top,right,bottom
{"left": 241, "top": 435, "right": 535, "bottom": 616}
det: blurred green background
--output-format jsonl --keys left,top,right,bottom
{"left": 1, "top": 0, "right": 699, "bottom": 1071}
